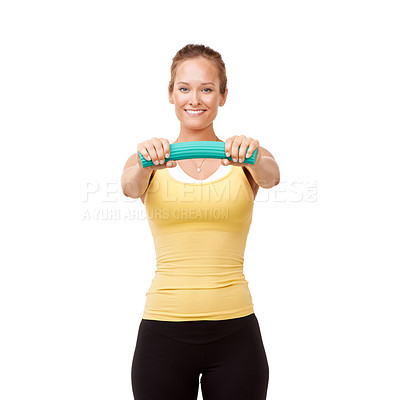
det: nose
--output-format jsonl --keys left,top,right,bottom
{"left": 189, "top": 91, "right": 201, "bottom": 106}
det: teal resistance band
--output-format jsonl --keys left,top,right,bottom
{"left": 139, "top": 141, "right": 258, "bottom": 168}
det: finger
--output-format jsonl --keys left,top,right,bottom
{"left": 160, "top": 138, "right": 170, "bottom": 160}
{"left": 138, "top": 144, "right": 151, "bottom": 163}
{"left": 231, "top": 136, "right": 243, "bottom": 162}
{"left": 225, "top": 136, "right": 235, "bottom": 157}
{"left": 238, "top": 139, "right": 251, "bottom": 162}
{"left": 150, "top": 137, "right": 164, "bottom": 165}
{"left": 143, "top": 140, "right": 158, "bottom": 166}
{"left": 244, "top": 142, "right": 258, "bottom": 159}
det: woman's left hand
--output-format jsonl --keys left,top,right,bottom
{"left": 222, "top": 135, "right": 260, "bottom": 165}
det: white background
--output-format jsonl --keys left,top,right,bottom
{"left": 1, "top": 0, "right": 399, "bottom": 399}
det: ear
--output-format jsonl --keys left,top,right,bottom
{"left": 219, "top": 87, "right": 228, "bottom": 106}
{"left": 168, "top": 88, "right": 174, "bottom": 104}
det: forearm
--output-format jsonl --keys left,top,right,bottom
{"left": 121, "top": 154, "right": 153, "bottom": 198}
{"left": 246, "top": 147, "right": 280, "bottom": 188}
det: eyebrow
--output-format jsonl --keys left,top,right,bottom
{"left": 176, "top": 81, "right": 216, "bottom": 86}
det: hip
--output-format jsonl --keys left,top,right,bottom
{"left": 142, "top": 285, "right": 254, "bottom": 321}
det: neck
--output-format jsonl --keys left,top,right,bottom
{"left": 176, "top": 124, "right": 219, "bottom": 142}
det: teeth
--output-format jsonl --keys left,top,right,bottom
{"left": 186, "top": 110, "right": 205, "bottom": 114}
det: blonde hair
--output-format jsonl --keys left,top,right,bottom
{"left": 168, "top": 44, "right": 227, "bottom": 95}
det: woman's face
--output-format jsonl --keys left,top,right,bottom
{"left": 168, "top": 57, "right": 228, "bottom": 130}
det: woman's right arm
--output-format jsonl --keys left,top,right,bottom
{"left": 121, "top": 138, "right": 177, "bottom": 199}
{"left": 121, "top": 153, "right": 153, "bottom": 199}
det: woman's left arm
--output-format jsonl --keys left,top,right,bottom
{"left": 223, "top": 135, "right": 280, "bottom": 188}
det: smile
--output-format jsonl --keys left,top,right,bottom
{"left": 185, "top": 109, "right": 206, "bottom": 116}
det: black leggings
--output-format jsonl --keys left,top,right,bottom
{"left": 131, "top": 313, "right": 269, "bottom": 400}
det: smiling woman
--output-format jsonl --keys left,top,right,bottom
{"left": 167, "top": 53, "right": 228, "bottom": 131}
{"left": 127, "top": 44, "right": 272, "bottom": 400}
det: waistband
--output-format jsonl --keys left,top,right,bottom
{"left": 140, "top": 313, "right": 256, "bottom": 345}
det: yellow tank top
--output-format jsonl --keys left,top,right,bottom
{"left": 142, "top": 164, "right": 255, "bottom": 321}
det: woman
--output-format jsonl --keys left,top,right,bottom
{"left": 121, "top": 44, "right": 280, "bottom": 400}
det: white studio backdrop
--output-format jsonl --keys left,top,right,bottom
{"left": 0, "top": 0, "right": 399, "bottom": 399}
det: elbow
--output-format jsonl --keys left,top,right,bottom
{"left": 262, "top": 169, "right": 280, "bottom": 189}
{"left": 122, "top": 180, "right": 140, "bottom": 199}
{"left": 274, "top": 172, "right": 280, "bottom": 187}
{"left": 273, "top": 167, "right": 280, "bottom": 187}
{"left": 122, "top": 188, "right": 133, "bottom": 199}
{"left": 262, "top": 180, "right": 279, "bottom": 189}
{"left": 122, "top": 186, "right": 133, "bottom": 198}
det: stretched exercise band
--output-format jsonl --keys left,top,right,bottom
{"left": 138, "top": 141, "right": 258, "bottom": 168}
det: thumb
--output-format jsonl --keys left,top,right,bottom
{"left": 221, "top": 158, "right": 232, "bottom": 166}
{"left": 166, "top": 160, "right": 177, "bottom": 168}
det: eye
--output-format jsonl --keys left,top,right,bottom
{"left": 203, "top": 88, "right": 212, "bottom": 93}
{"left": 179, "top": 87, "right": 188, "bottom": 92}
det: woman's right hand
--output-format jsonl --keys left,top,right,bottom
{"left": 137, "top": 137, "right": 177, "bottom": 169}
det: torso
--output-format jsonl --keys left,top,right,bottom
{"left": 140, "top": 140, "right": 259, "bottom": 204}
